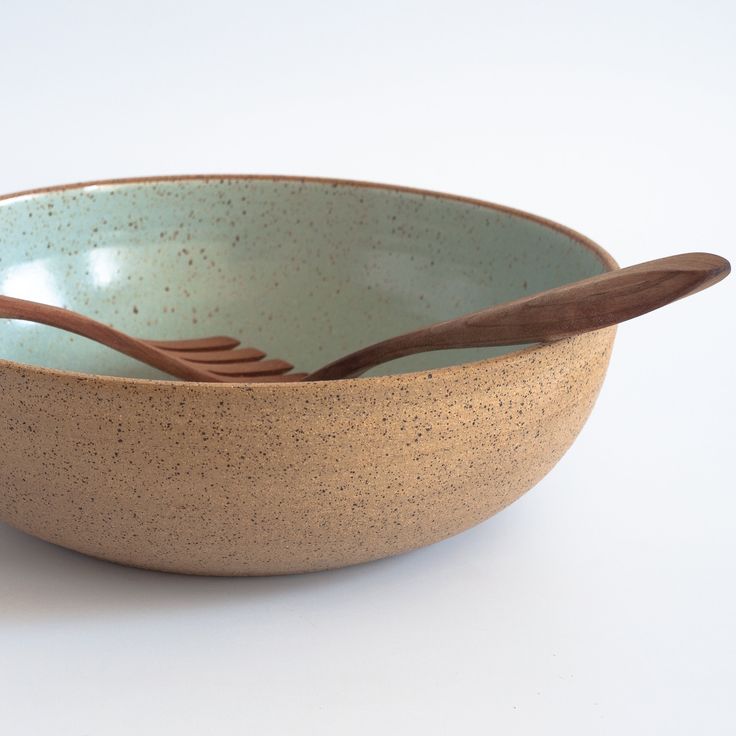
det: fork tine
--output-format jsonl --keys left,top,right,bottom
{"left": 144, "top": 335, "right": 302, "bottom": 382}
{"left": 144, "top": 336, "right": 240, "bottom": 351}
{"left": 178, "top": 347, "right": 266, "bottom": 364}
{"left": 203, "top": 358, "right": 294, "bottom": 376}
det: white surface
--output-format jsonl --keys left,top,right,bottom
{"left": 1, "top": 2, "right": 734, "bottom": 734}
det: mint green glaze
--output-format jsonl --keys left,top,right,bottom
{"left": 0, "top": 177, "right": 612, "bottom": 379}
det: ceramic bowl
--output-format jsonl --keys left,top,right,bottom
{"left": 0, "top": 176, "right": 617, "bottom": 575}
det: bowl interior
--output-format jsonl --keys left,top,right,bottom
{"left": 0, "top": 178, "right": 611, "bottom": 379}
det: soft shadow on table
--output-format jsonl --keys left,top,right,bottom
{"left": 0, "top": 511, "right": 519, "bottom": 625}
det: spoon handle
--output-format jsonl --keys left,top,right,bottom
{"left": 306, "top": 252, "right": 730, "bottom": 381}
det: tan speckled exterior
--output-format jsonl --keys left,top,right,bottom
{"left": 0, "top": 326, "right": 614, "bottom": 575}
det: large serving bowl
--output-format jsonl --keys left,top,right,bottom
{"left": 0, "top": 176, "right": 616, "bottom": 575}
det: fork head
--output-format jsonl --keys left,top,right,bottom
{"left": 143, "top": 336, "right": 306, "bottom": 382}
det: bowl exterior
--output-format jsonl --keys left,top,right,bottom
{"left": 0, "top": 327, "right": 614, "bottom": 575}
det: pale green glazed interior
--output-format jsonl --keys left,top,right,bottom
{"left": 0, "top": 177, "right": 612, "bottom": 380}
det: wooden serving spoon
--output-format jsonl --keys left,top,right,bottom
{"left": 0, "top": 252, "right": 729, "bottom": 383}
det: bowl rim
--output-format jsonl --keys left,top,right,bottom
{"left": 0, "top": 174, "right": 618, "bottom": 389}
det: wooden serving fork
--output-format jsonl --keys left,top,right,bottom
{"left": 0, "top": 296, "right": 305, "bottom": 382}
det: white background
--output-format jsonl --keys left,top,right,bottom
{"left": 1, "top": 2, "right": 734, "bottom": 734}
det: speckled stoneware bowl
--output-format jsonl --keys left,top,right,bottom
{"left": 0, "top": 176, "right": 617, "bottom": 575}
